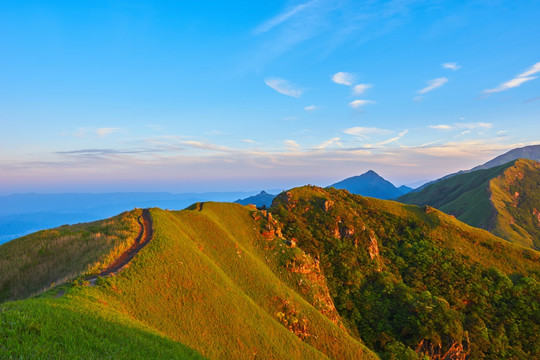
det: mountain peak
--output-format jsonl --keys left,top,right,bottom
{"left": 362, "top": 170, "right": 380, "bottom": 177}
{"left": 328, "top": 171, "right": 401, "bottom": 200}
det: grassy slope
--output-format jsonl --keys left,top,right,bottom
{"left": 0, "top": 210, "right": 141, "bottom": 302}
{"left": 1, "top": 203, "right": 377, "bottom": 360}
{"left": 399, "top": 159, "right": 540, "bottom": 249}
{"left": 489, "top": 159, "right": 540, "bottom": 249}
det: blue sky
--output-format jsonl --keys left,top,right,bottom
{"left": 0, "top": 0, "right": 539, "bottom": 194}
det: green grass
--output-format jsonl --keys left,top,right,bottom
{"left": 0, "top": 294, "right": 204, "bottom": 359}
{"left": 0, "top": 210, "right": 141, "bottom": 302}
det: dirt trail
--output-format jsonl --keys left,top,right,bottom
{"left": 87, "top": 208, "right": 153, "bottom": 284}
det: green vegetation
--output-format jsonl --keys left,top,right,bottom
{"left": 271, "top": 186, "right": 539, "bottom": 359}
{"left": 2, "top": 187, "right": 539, "bottom": 359}
{"left": 0, "top": 210, "right": 141, "bottom": 302}
{"left": 399, "top": 159, "right": 540, "bottom": 249}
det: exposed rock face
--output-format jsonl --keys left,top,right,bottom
{"left": 367, "top": 231, "right": 379, "bottom": 260}
{"left": 286, "top": 252, "right": 344, "bottom": 329}
{"left": 323, "top": 199, "right": 334, "bottom": 212}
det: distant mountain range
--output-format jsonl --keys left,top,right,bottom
{"left": 399, "top": 159, "right": 540, "bottom": 250}
{"left": 328, "top": 170, "right": 412, "bottom": 199}
{"left": 413, "top": 144, "right": 540, "bottom": 192}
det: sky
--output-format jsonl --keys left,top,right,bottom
{"left": 0, "top": 0, "right": 539, "bottom": 194}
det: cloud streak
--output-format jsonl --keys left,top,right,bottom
{"left": 254, "top": 1, "right": 316, "bottom": 34}
{"left": 265, "top": 77, "right": 302, "bottom": 98}
{"left": 429, "top": 122, "right": 492, "bottom": 130}
{"left": 417, "top": 77, "right": 448, "bottom": 94}
{"left": 484, "top": 61, "right": 540, "bottom": 93}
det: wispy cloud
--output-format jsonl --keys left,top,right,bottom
{"left": 316, "top": 137, "right": 342, "bottom": 149}
{"left": 254, "top": 1, "right": 316, "bottom": 34}
{"left": 265, "top": 77, "right": 302, "bottom": 98}
{"left": 343, "top": 127, "right": 390, "bottom": 139}
{"left": 332, "top": 72, "right": 355, "bottom": 86}
{"left": 349, "top": 99, "right": 375, "bottom": 109}
{"left": 429, "top": 122, "right": 492, "bottom": 130}
{"left": 353, "top": 83, "right": 372, "bottom": 95}
{"left": 429, "top": 124, "right": 453, "bottom": 130}
{"left": 284, "top": 139, "right": 301, "bottom": 152}
{"left": 484, "top": 61, "right": 540, "bottom": 94}
{"left": 417, "top": 77, "right": 448, "bottom": 94}
{"left": 442, "top": 62, "right": 461, "bottom": 71}
{"left": 73, "top": 127, "right": 122, "bottom": 138}
{"left": 180, "top": 140, "right": 232, "bottom": 152}
{"left": 96, "top": 128, "right": 121, "bottom": 137}
{"left": 242, "top": 139, "right": 255, "bottom": 144}
{"left": 304, "top": 105, "right": 318, "bottom": 111}
{"left": 375, "top": 129, "right": 408, "bottom": 146}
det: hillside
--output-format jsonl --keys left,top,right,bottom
{"left": 1, "top": 189, "right": 538, "bottom": 359}
{"left": 271, "top": 186, "right": 539, "bottom": 359}
{"left": 328, "top": 170, "right": 405, "bottom": 199}
{"left": 398, "top": 159, "right": 540, "bottom": 249}
{"left": 0, "top": 205, "right": 377, "bottom": 360}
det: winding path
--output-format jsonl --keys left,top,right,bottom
{"left": 88, "top": 208, "right": 153, "bottom": 283}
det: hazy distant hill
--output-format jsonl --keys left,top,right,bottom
{"left": 413, "top": 144, "right": 540, "bottom": 192}
{"left": 235, "top": 190, "right": 276, "bottom": 208}
{"left": 2, "top": 186, "right": 538, "bottom": 358}
{"left": 470, "top": 144, "right": 540, "bottom": 171}
{"left": 328, "top": 170, "right": 406, "bottom": 199}
{"left": 399, "top": 159, "right": 540, "bottom": 249}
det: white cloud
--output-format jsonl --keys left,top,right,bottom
{"left": 316, "top": 137, "right": 342, "bottom": 149}
{"left": 265, "top": 77, "right": 302, "bottom": 98}
{"left": 429, "top": 125, "right": 453, "bottom": 130}
{"left": 429, "top": 122, "right": 492, "bottom": 131}
{"left": 332, "top": 72, "right": 355, "bottom": 86}
{"left": 497, "top": 130, "right": 507, "bottom": 136}
{"left": 304, "top": 105, "right": 318, "bottom": 111}
{"left": 442, "top": 62, "right": 461, "bottom": 71}
{"left": 484, "top": 76, "right": 536, "bottom": 94}
{"left": 180, "top": 140, "right": 231, "bottom": 152}
{"left": 349, "top": 99, "right": 375, "bottom": 109}
{"left": 96, "top": 127, "right": 121, "bottom": 137}
{"left": 284, "top": 140, "right": 301, "bottom": 152}
{"left": 343, "top": 127, "right": 390, "bottom": 139}
{"left": 376, "top": 129, "right": 408, "bottom": 145}
{"left": 517, "top": 61, "right": 540, "bottom": 78}
{"left": 460, "top": 130, "right": 471, "bottom": 135}
{"left": 353, "top": 83, "right": 372, "bottom": 95}
{"left": 417, "top": 77, "right": 448, "bottom": 94}
{"left": 254, "top": 1, "right": 316, "bottom": 34}
{"left": 242, "top": 139, "right": 255, "bottom": 143}
{"left": 484, "top": 61, "right": 540, "bottom": 94}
